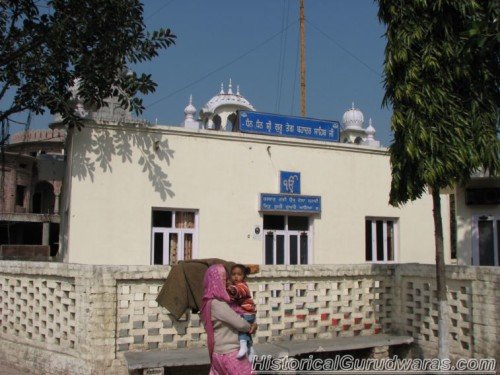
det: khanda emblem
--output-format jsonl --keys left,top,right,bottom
{"left": 283, "top": 175, "right": 299, "bottom": 193}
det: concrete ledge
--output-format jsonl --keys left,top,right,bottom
{"left": 268, "top": 334, "right": 413, "bottom": 356}
{"left": 0, "top": 213, "right": 60, "bottom": 223}
{"left": 125, "top": 346, "right": 209, "bottom": 369}
{"left": 124, "top": 334, "right": 413, "bottom": 370}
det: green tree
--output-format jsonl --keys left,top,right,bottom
{"left": 378, "top": 0, "right": 499, "bottom": 358}
{"left": 0, "top": 0, "right": 176, "bottom": 143}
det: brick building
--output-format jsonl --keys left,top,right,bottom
{"left": 0, "top": 128, "right": 65, "bottom": 258}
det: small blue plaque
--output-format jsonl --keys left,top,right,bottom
{"left": 260, "top": 193, "right": 321, "bottom": 213}
{"left": 280, "top": 171, "right": 301, "bottom": 194}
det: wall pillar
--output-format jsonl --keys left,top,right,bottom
{"left": 42, "top": 222, "right": 50, "bottom": 245}
{"left": 54, "top": 194, "right": 60, "bottom": 214}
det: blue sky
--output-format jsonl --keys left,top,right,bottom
{"left": 25, "top": 0, "right": 393, "bottom": 146}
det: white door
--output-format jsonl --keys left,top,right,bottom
{"left": 264, "top": 230, "right": 309, "bottom": 265}
{"left": 265, "top": 230, "right": 285, "bottom": 265}
{"left": 288, "top": 231, "right": 309, "bottom": 265}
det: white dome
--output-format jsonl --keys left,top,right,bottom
{"left": 201, "top": 80, "right": 255, "bottom": 114}
{"left": 342, "top": 102, "right": 364, "bottom": 130}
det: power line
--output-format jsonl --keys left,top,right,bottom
{"left": 306, "top": 20, "right": 381, "bottom": 78}
{"left": 145, "top": 0, "right": 176, "bottom": 21}
{"left": 146, "top": 20, "right": 298, "bottom": 109}
{"left": 6, "top": 118, "right": 29, "bottom": 126}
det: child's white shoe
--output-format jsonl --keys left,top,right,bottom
{"left": 248, "top": 346, "right": 256, "bottom": 361}
{"left": 236, "top": 340, "right": 248, "bottom": 359}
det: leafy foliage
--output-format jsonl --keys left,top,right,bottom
{"left": 378, "top": 0, "right": 499, "bottom": 205}
{"left": 0, "top": 0, "right": 176, "bottom": 131}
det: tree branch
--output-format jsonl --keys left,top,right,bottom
{"left": 0, "top": 35, "right": 46, "bottom": 68}
{"left": 0, "top": 83, "right": 10, "bottom": 102}
{"left": 0, "top": 134, "right": 10, "bottom": 147}
{"left": 0, "top": 104, "right": 28, "bottom": 124}
{"left": 0, "top": 2, "right": 46, "bottom": 67}
{"left": 0, "top": 2, "right": 22, "bottom": 56}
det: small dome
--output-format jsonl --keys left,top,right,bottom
{"left": 183, "top": 94, "right": 200, "bottom": 129}
{"left": 342, "top": 102, "right": 364, "bottom": 130}
{"left": 184, "top": 95, "right": 196, "bottom": 116}
{"left": 201, "top": 79, "right": 255, "bottom": 114}
{"left": 366, "top": 118, "right": 376, "bottom": 137}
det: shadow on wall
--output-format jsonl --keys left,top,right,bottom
{"left": 71, "top": 125, "right": 175, "bottom": 201}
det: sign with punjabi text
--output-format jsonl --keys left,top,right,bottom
{"left": 260, "top": 193, "right": 321, "bottom": 213}
{"left": 239, "top": 111, "right": 340, "bottom": 142}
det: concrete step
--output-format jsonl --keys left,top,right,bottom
{"left": 124, "top": 334, "right": 413, "bottom": 371}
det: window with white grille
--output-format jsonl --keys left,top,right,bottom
{"left": 151, "top": 209, "right": 198, "bottom": 265}
{"left": 365, "top": 218, "right": 398, "bottom": 262}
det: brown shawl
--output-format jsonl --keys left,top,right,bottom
{"left": 156, "top": 258, "right": 236, "bottom": 320}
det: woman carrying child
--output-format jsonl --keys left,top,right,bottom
{"left": 200, "top": 264, "right": 257, "bottom": 375}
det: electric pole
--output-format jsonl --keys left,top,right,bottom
{"left": 300, "top": 0, "right": 306, "bottom": 116}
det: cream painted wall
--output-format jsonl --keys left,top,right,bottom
{"left": 64, "top": 123, "right": 451, "bottom": 265}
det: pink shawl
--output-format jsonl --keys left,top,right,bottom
{"left": 200, "top": 264, "right": 231, "bottom": 361}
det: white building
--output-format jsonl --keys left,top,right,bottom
{"left": 55, "top": 80, "right": 455, "bottom": 266}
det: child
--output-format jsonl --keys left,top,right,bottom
{"left": 227, "top": 264, "right": 256, "bottom": 358}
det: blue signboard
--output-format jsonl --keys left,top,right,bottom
{"left": 260, "top": 193, "right": 321, "bottom": 213}
{"left": 239, "top": 111, "right": 340, "bottom": 142}
{"left": 280, "top": 171, "right": 301, "bottom": 194}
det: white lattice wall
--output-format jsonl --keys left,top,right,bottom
{"left": 250, "top": 277, "right": 392, "bottom": 343}
{"left": 401, "top": 278, "right": 473, "bottom": 357}
{"left": 114, "top": 272, "right": 393, "bottom": 353}
{"left": 392, "top": 264, "right": 498, "bottom": 360}
{"left": 0, "top": 261, "right": 498, "bottom": 375}
{"left": 0, "top": 275, "right": 77, "bottom": 355}
{"left": 116, "top": 281, "right": 206, "bottom": 352}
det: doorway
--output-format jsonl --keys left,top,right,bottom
{"left": 32, "top": 181, "right": 55, "bottom": 214}
{"left": 263, "top": 214, "right": 311, "bottom": 265}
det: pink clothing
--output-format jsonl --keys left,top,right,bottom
{"left": 210, "top": 349, "right": 253, "bottom": 375}
{"left": 228, "top": 299, "right": 246, "bottom": 316}
{"left": 200, "top": 264, "right": 253, "bottom": 374}
{"left": 200, "top": 264, "right": 230, "bottom": 360}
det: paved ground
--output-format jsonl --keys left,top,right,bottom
{"left": 0, "top": 362, "right": 23, "bottom": 374}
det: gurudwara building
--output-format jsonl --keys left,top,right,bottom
{"left": 2, "top": 80, "right": 498, "bottom": 266}
{"left": 52, "top": 80, "right": 455, "bottom": 266}
{"left": 1, "top": 80, "right": 499, "bottom": 374}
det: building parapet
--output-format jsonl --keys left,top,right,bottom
{"left": 0, "top": 262, "right": 497, "bottom": 374}
{"left": 9, "top": 129, "right": 66, "bottom": 144}
{"left": 78, "top": 121, "right": 389, "bottom": 155}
